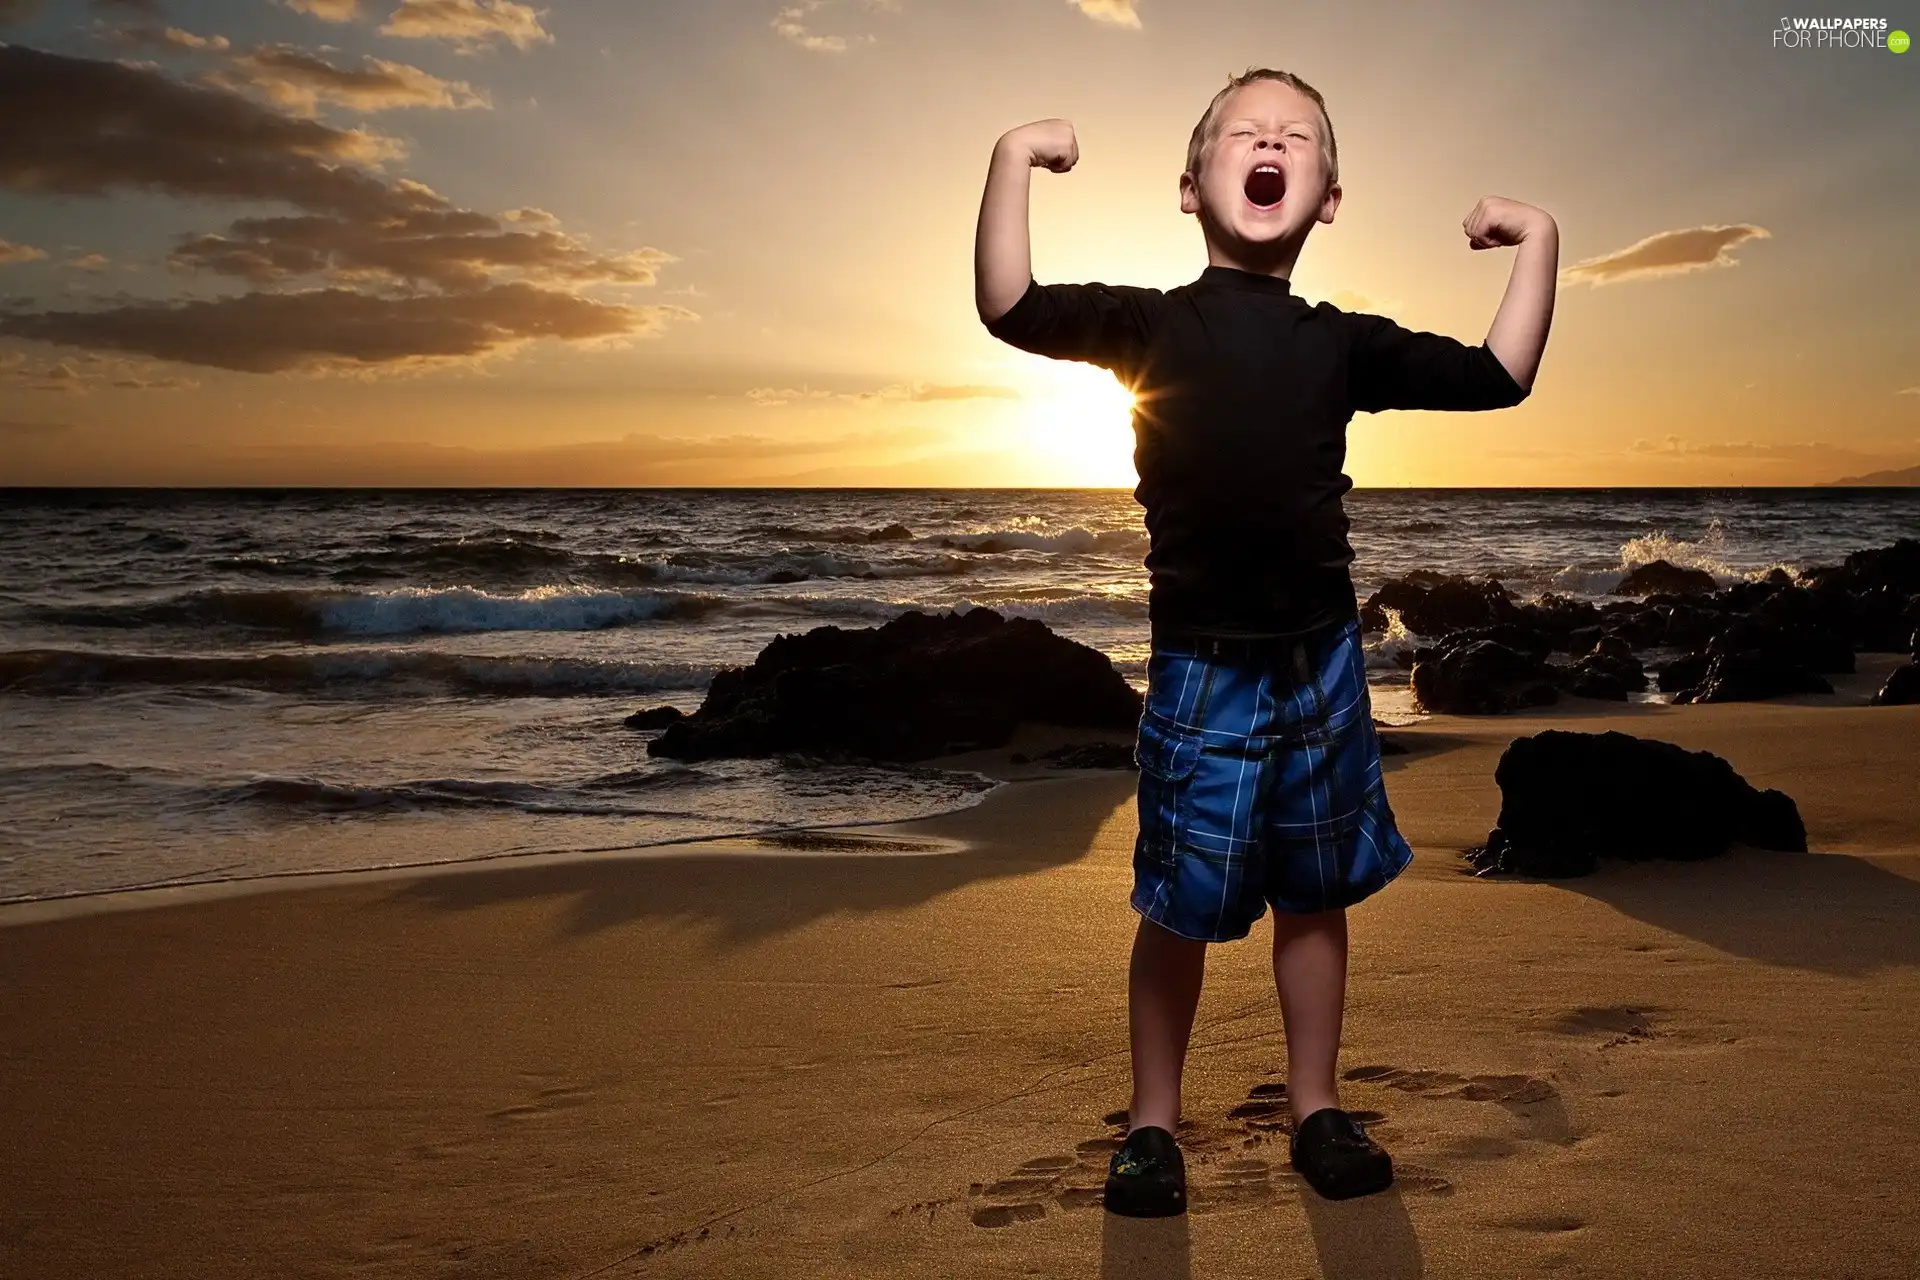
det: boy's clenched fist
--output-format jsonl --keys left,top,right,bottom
{"left": 1462, "top": 196, "right": 1555, "bottom": 250}
{"left": 998, "top": 118, "right": 1079, "bottom": 173}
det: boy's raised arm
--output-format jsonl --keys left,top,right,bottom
{"left": 1346, "top": 196, "right": 1557, "bottom": 414}
{"left": 1466, "top": 195, "right": 1558, "bottom": 393}
{"left": 975, "top": 119, "right": 1078, "bottom": 325}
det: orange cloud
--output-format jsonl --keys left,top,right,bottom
{"left": 746, "top": 380, "right": 1022, "bottom": 407}
{"left": 379, "top": 0, "right": 553, "bottom": 52}
{"left": 210, "top": 45, "right": 491, "bottom": 114}
{"left": 282, "top": 0, "right": 361, "bottom": 19}
{"left": 1560, "top": 224, "right": 1771, "bottom": 287}
{"left": 0, "top": 239, "right": 47, "bottom": 265}
{"left": 1069, "top": 0, "right": 1142, "bottom": 27}
{"left": 771, "top": 0, "right": 899, "bottom": 52}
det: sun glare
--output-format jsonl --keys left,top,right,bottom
{"left": 1025, "top": 363, "right": 1138, "bottom": 487}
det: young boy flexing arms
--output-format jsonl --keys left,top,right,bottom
{"left": 974, "top": 68, "right": 1555, "bottom": 1214}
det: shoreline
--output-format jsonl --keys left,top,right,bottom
{"left": 2, "top": 651, "right": 1907, "bottom": 928}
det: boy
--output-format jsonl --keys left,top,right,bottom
{"left": 973, "top": 68, "right": 1556, "bottom": 1213}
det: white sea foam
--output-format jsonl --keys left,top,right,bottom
{"left": 315, "top": 586, "right": 720, "bottom": 635}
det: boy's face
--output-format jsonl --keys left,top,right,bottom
{"left": 1179, "top": 81, "right": 1341, "bottom": 256}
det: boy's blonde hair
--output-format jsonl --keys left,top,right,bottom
{"left": 1185, "top": 67, "right": 1339, "bottom": 189}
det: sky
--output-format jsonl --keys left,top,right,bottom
{"left": 0, "top": 0, "right": 1915, "bottom": 487}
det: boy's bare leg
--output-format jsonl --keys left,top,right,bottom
{"left": 1127, "top": 915, "right": 1208, "bottom": 1135}
{"left": 1271, "top": 906, "right": 1349, "bottom": 1123}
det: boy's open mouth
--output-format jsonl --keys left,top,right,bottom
{"left": 1243, "top": 164, "right": 1286, "bottom": 210}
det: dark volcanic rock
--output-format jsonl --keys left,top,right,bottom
{"left": 1512, "top": 594, "right": 1603, "bottom": 646}
{"left": 1410, "top": 637, "right": 1560, "bottom": 715}
{"left": 1656, "top": 651, "right": 1713, "bottom": 694}
{"left": 1463, "top": 730, "right": 1806, "bottom": 878}
{"left": 1567, "top": 646, "right": 1646, "bottom": 699}
{"left": 1361, "top": 573, "right": 1517, "bottom": 637}
{"left": 1708, "top": 616, "right": 1854, "bottom": 674}
{"left": 647, "top": 609, "right": 1142, "bottom": 762}
{"left": 1871, "top": 661, "right": 1920, "bottom": 707}
{"left": 1611, "top": 559, "right": 1717, "bottom": 597}
{"left": 1674, "top": 651, "right": 1833, "bottom": 704}
{"left": 623, "top": 705, "right": 685, "bottom": 730}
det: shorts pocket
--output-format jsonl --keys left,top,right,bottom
{"left": 1133, "top": 710, "right": 1201, "bottom": 870}
{"left": 1135, "top": 709, "right": 1202, "bottom": 782}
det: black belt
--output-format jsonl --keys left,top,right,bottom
{"left": 1151, "top": 610, "right": 1355, "bottom": 659}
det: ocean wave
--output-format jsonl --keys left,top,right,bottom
{"left": 206, "top": 771, "right": 717, "bottom": 817}
{"left": 209, "top": 538, "right": 983, "bottom": 591}
{"left": 729, "top": 593, "right": 1152, "bottom": 628}
{"left": 931, "top": 526, "right": 1147, "bottom": 556}
{"left": 22, "top": 585, "right": 727, "bottom": 637}
{"left": 748, "top": 522, "right": 917, "bottom": 544}
{"left": 1617, "top": 522, "right": 1741, "bottom": 580}
{"left": 0, "top": 647, "right": 716, "bottom": 697}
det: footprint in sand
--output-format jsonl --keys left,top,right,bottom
{"left": 965, "top": 1150, "right": 1109, "bottom": 1227}
{"left": 1341, "top": 1064, "right": 1571, "bottom": 1144}
{"left": 1551, "top": 1005, "right": 1661, "bottom": 1049}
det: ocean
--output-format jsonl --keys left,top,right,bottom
{"left": 3, "top": 486, "right": 1915, "bottom": 904}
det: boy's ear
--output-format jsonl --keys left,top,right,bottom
{"left": 1318, "top": 182, "right": 1343, "bottom": 224}
{"left": 1179, "top": 169, "right": 1201, "bottom": 216}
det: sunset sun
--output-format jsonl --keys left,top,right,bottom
{"left": 1025, "top": 362, "right": 1139, "bottom": 486}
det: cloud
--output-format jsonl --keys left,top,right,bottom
{"left": 210, "top": 44, "right": 491, "bottom": 113}
{"left": 170, "top": 212, "right": 673, "bottom": 290}
{"left": 1068, "top": 0, "right": 1142, "bottom": 27}
{"left": 379, "top": 0, "right": 553, "bottom": 52}
{"left": 1560, "top": 224, "right": 1770, "bottom": 287}
{"left": 282, "top": 0, "right": 360, "bottom": 19}
{"left": 104, "top": 26, "right": 487, "bottom": 115}
{"left": 0, "top": 47, "right": 690, "bottom": 373}
{"left": 0, "top": 239, "right": 48, "bottom": 265}
{"left": 0, "top": 284, "right": 690, "bottom": 373}
{"left": 65, "top": 252, "right": 110, "bottom": 271}
{"left": 1898, "top": 386, "right": 1920, "bottom": 396}
{"left": 0, "top": 46, "right": 409, "bottom": 216}
{"left": 112, "top": 25, "right": 230, "bottom": 51}
{"left": 746, "top": 380, "right": 1022, "bottom": 407}
{"left": 771, "top": 0, "right": 895, "bottom": 52}
{"left": 92, "top": 0, "right": 164, "bottom": 13}
{"left": 0, "top": 351, "right": 197, "bottom": 391}
{"left": 1628, "top": 436, "right": 1861, "bottom": 462}
{"left": 1, "top": 349, "right": 197, "bottom": 391}
{"left": 1325, "top": 289, "right": 1403, "bottom": 315}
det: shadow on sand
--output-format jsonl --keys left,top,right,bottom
{"left": 1096, "top": 1184, "right": 1423, "bottom": 1279}
{"left": 1299, "top": 1184, "right": 1425, "bottom": 1279}
{"left": 385, "top": 772, "right": 1138, "bottom": 945}
{"left": 1532, "top": 846, "right": 1920, "bottom": 976}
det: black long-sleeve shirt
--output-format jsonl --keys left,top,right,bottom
{"left": 984, "top": 264, "right": 1531, "bottom": 638}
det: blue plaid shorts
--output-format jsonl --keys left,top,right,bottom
{"left": 1131, "top": 615, "right": 1414, "bottom": 942}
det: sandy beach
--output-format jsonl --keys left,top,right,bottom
{"left": 3, "top": 666, "right": 1917, "bottom": 1279}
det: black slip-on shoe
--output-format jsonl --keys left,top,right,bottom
{"left": 1289, "top": 1107, "right": 1394, "bottom": 1201}
{"left": 1103, "top": 1125, "right": 1187, "bottom": 1217}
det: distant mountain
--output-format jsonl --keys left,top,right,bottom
{"left": 1822, "top": 464, "right": 1920, "bottom": 486}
